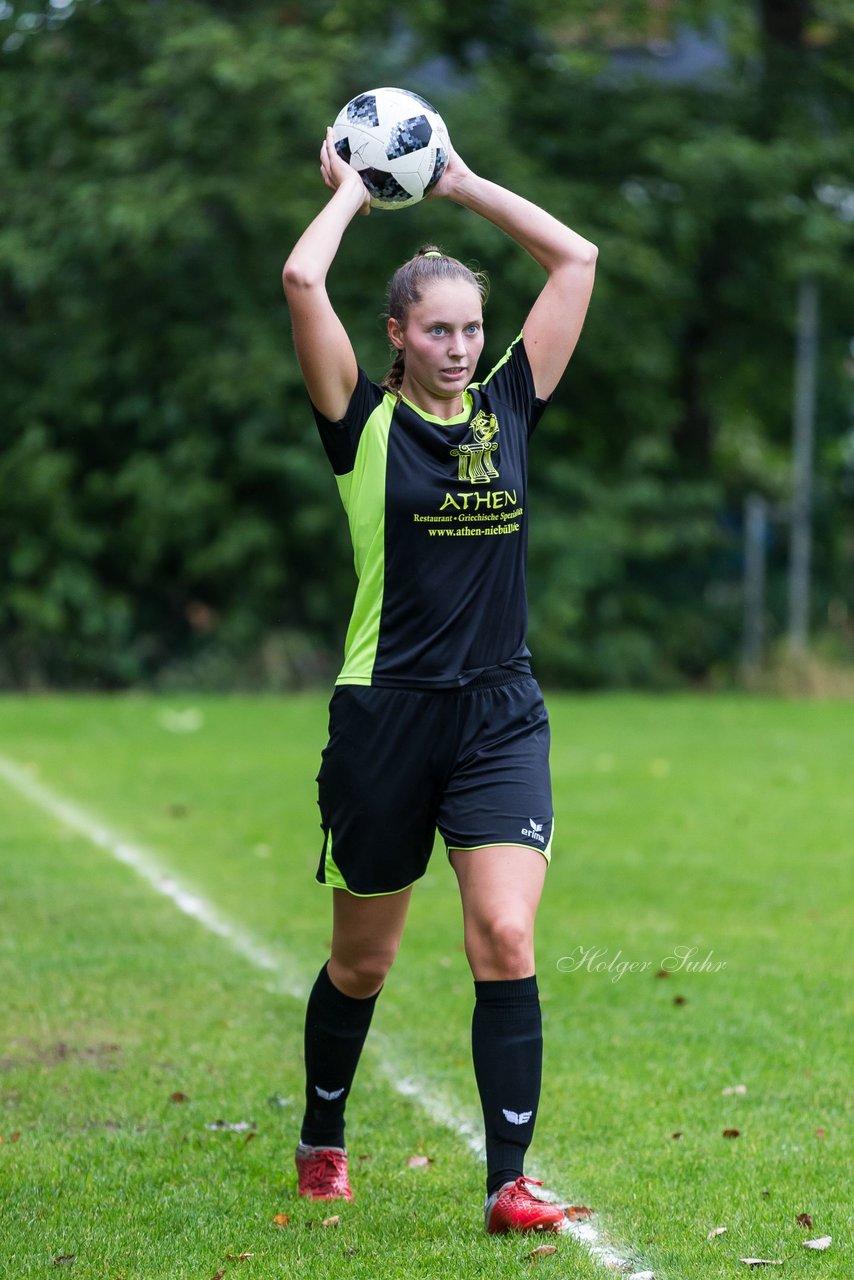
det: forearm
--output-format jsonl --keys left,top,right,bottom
{"left": 283, "top": 181, "right": 367, "bottom": 294}
{"left": 447, "top": 171, "right": 597, "bottom": 274}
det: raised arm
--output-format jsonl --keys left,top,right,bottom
{"left": 431, "top": 153, "right": 598, "bottom": 400}
{"left": 282, "top": 129, "right": 371, "bottom": 421}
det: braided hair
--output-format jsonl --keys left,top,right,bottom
{"left": 382, "top": 245, "right": 489, "bottom": 393}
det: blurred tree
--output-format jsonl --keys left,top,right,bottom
{"left": 1, "top": 0, "right": 359, "bottom": 685}
{"left": 480, "top": 0, "right": 854, "bottom": 681}
{"left": 1, "top": 0, "right": 852, "bottom": 688}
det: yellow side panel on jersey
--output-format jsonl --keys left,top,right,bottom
{"left": 335, "top": 398, "right": 394, "bottom": 685}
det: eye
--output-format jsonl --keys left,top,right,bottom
{"left": 430, "top": 325, "right": 446, "bottom": 336}
{"left": 465, "top": 323, "right": 481, "bottom": 335}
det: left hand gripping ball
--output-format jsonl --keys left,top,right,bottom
{"left": 333, "top": 86, "right": 450, "bottom": 211}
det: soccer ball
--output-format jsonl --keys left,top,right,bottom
{"left": 332, "top": 86, "right": 450, "bottom": 211}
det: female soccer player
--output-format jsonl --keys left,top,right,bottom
{"left": 282, "top": 128, "right": 597, "bottom": 1234}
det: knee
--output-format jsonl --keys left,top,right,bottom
{"left": 465, "top": 915, "right": 534, "bottom": 980}
{"left": 329, "top": 948, "right": 396, "bottom": 999}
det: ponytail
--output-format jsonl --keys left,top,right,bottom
{"left": 384, "top": 349, "right": 406, "bottom": 393}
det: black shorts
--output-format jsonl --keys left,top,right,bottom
{"left": 315, "top": 670, "right": 553, "bottom": 896}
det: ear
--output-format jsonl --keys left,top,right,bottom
{"left": 387, "top": 316, "right": 405, "bottom": 350}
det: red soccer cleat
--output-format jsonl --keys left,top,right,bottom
{"left": 484, "top": 1176, "right": 565, "bottom": 1234}
{"left": 295, "top": 1142, "right": 353, "bottom": 1200}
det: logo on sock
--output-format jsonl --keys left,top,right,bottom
{"left": 502, "top": 1108, "right": 533, "bottom": 1125}
{"left": 315, "top": 1085, "right": 345, "bottom": 1100}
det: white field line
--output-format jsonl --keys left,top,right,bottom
{"left": 0, "top": 754, "right": 306, "bottom": 1000}
{"left": 0, "top": 752, "right": 643, "bottom": 1276}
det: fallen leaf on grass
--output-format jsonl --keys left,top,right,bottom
{"left": 672, "top": 996, "right": 687, "bottom": 1006}
{"left": 169, "top": 1092, "right": 189, "bottom": 1103}
{"left": 655, "top": 970, "right": 670, "bottom": 979}
{"left": 52, "top": 1257, "right": 76, "bottom": 1267}
{"left": 407, "top": 1154, "right": 433, "bottom": 1168}
{"left": 670, "top": 1132, "right": 683, "bottom": 1140}
{"left": 0, "top": 1133, "right": 21, "bottom": 1142}
{"left": 225, "top": 1254, "right": 255, "bottom": 1262}
{"left": 803, "top": 1236, "right": 831, "bottom": 1251}
{"left": 722, "top": 1084, "right": 747, "bottom": 1096}
{"left": 707, "top": 1226, "right": 728, "bottom": 1239}
{"left": 243, "top": 1132, "right": 256, "bottom": 1145}
{"left": 210, "top": 1271, "right": 226, "bottom": 1280}
{"left": 358, "top": 1153, "right": 373, "bottom": 1162}
{"left": 795, "top": 1213, "right": 813, "bottom": 1228}
{"left": 271, "top": 1214, "right": 289, "bottom": 1228}
{"left": 814, "top": 1127, "right": 826, "bottom": 1139}
{"left": 564, "top": 1205, "right": 594, "bottom": 1220}
{"left": 528, "top": 1244, "right": 557, "bottom": 1260}
{"left": 322, "top": 1215, "right": 340, "bottom": 1227}
{"left": 722, "top": 1129, "right": 741, "bottom": 1138}
{"left": 739, "top": 1259, "right": 783, "bottom": 1267}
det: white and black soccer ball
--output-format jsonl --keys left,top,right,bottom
{"left": 332, "top": 87, "right": 450, "bottom": 211}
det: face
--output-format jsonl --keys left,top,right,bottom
{"left": 388, "top": 279, "right": 485, "bottom": 408}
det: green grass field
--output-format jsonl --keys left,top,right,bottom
{"left": 1, "top": 693, "right": 851, "bottom": 1279}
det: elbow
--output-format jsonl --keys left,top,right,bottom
{"left": 282, "top": 256, "right": 319, "bottom": 297}
{"left": 554, "top": 239, "right": 598, "bottom": 278}
{"left": 553, "top": 242, "right": 598, "bottom": 285}
{"left": 577, "top": 239, "right": 598, "bottom": 268}
{"left": 282, "top": 259, "right": 304, "bottom": 296}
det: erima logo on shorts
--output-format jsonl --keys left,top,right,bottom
{"left": 521, "top": 818, "right": 546, "bottom": 844}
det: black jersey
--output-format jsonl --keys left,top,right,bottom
{"left": 312, "top": 335, "right": 549, "bottom": 688}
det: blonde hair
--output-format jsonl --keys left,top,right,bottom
{"left": 382, "top": 245, "right": 489, "bottom": 392}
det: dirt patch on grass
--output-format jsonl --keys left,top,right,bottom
{"left": 0, "top": 1040, "right": 122, "bottom": 1072}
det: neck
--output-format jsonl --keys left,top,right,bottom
{"left": 398, "top": 377, "right": 465, "bottom": 420}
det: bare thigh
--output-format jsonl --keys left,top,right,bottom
{"left": 450, "top": 844, "right": 548, "bottom": 981}
{"left": 327, "top": 885, "right": 413, "bottom": 998}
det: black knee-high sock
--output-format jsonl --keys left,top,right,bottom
{"left": 472, "top": 975, "right": 542, "bottom": 1197}
{"left": 300, "top": 963, "right": 380, "bottom": 1149}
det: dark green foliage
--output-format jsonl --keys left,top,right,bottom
{"left": 1, "top": 0, "right": 852, "bottom": 688}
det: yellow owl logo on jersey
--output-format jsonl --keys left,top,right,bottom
{"left": 450, "top": 411, "right": 500, "bottom": 484}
